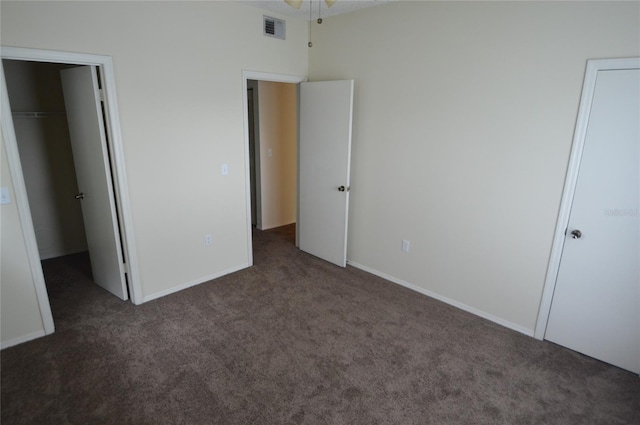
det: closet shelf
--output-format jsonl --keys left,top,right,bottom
{"left": 12, "top": 111, "right": 65, "bottom": 119}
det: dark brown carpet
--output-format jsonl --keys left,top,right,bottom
{"left": 2, "top": 224, "right": 639, "bottom": 424}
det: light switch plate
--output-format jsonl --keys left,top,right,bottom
{"left": 0, "top": 187, "right": 11, "bottom": 205}
{"left": 401, "top": 239, "right": 410, "bottom": 253}
{"left": 221, "top": 163, "right": 229, "bottom": 176}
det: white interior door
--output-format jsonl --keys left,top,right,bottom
{"left": 299, "top": 80, "right": 354, "bottom": 267}
{"left": 60, "top": 66, "right": 128, "bottom": 300}
{"left": 545, "top": 68, "right": 639, "bottom": 373}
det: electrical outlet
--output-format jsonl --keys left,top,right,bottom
{"left": 205, "top": 234, "right": 213, "bottom": 247}
{"left": 401, "top": 239, "right": 410, "bottom": 253}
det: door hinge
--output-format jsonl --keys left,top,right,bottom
{"left": 122, "top": 261, "right": 129, "bottom": 274}
{"left": 98, "top": 89, "right": 105, "bottom": 102}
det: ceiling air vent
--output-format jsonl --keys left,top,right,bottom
{"left": 264, "top": 16, "right": 286, "bottom": 40}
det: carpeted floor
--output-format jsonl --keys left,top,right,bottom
{"left": 1, "top": 224, "right": 639, "bottom": 424}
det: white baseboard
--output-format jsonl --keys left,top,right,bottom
{"left": 347, "top": 260, "right": 534, "bottom": 337}
{"left": 141, "top": 263, "right": 250, "bottom": 304}
{"left": 260, "top": 220, "right": 296, "bottom": 231}
{"left": 40, "top": 247, "right": 88, "bottom": 261}
{"left": 1, "top": 330, "right": 46, "bottom": 350}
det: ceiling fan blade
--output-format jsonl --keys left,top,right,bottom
{"left": 325, "top": 0, "right": 336, "bottom": 7}
{"left": 284, "top": 0, "right": 303, "bottom": 9}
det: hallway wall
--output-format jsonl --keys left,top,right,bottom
{"left": 256, "top": 81, "right": 297, "bottom": 230}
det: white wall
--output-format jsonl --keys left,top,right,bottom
{"left": 1, "top": 0, "right": 308, "bottom": 313}
{"left": 0, "top": 131, "right": 46, "bottom": 347}
{"left": 256, "top": 81, "right": 297, "bottom": 230}
{"left": 3, "top": 60, "right": 87, "bottom": 259}
{"left": 3, "top": 0, "right": 638, "bottom": 347}
{"left": 309, "top": 1, "right": 640, "bottom": 333}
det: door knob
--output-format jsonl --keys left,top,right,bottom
{"left": 570, "top": 229, "right": 582, "bottom": 239}
{"left": 75, "top": 193, "right": 85, "bottom": 200}
{"left": 338, "top": 186, "right": 350, "bottom": 192}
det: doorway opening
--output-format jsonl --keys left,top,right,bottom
{"left": 1, "top": 48, "right": 142, "bottom": 341}
{"left": 3, "top": 59, "right": 129, "bottom": 327}
{"left": 3, "top": 60, "right": 103, "bottom": 325}
{"left": 245, "top": 77, "right": 302, "bottom": 261}
{"left": 3, "top": 61, "right": 87, "bottom": 259}
{"left": 242, "top": 71, "right": 354, "bottom": 269}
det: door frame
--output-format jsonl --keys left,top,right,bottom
{"left": 241, "top": 70, "right": 306, "bottom": 265}
{"left": 1, "top": 47, "right": 143, "bottom": 331}
{"left": 534, "top": 57, "right": 640, "bottom": 340}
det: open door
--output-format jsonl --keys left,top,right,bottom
{"left": 60, "top": 66, "right": 128, "bottom": 300}
{"left": 544, "top": 67, "right": 639, "bottom": 373}
{"left": 298, "top": 80, "right": 354, "bottom": 267}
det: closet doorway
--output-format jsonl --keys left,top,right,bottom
{"left": 5, "top": 59, "right": 130, "bottom": 298}
{"left": 1, "top": 48, "right": 141, "bottom": 338}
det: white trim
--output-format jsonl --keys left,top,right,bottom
{"left": 98, "top": 57, "right": 143, "bottom": 305}
{"left": 141, "top": 263, "right": 249, "bottom": 303}
{"left": 40, "top": 247, "right": 88, "bottom": 261}
{"left": 240, "top": 70, "right": 306, "bottom": 267}
{"left": 243, "top": 71, "right": 306, "bottom": 85}
{"left": 348, "top": 260, "right": 535, "bottom": 337}
{"left": 0, "top": 330, "right": 47, "bottom": 350}
{"left": 0, "top": 65, "right": 55, "bottom": 335}
{"left": 1, "top": 47, "right": 109, "bottom": 65}
{"left": 533, "top": 57, "right": 640, "bottom": 340}
{"left": 1, "top": 47, "right": 143, "bottom": 310}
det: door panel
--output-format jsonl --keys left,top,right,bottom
{"left": 60, "top": 66, "right": 128, "bottom": 300}
{"left": 545, "top": 69, "right": 639, "bottom": 373}
{"left": 299, "top": 80, "right": 354, "bottom": 267}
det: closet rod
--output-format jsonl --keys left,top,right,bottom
{"left": 12, "top": 111, "right": 65, "bottom": 119}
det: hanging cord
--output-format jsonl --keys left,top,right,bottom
{"left": 308, "top": 0, "right": 313, "bottom": 47}
{"left": 317, "top": 0, "right": 322, "bottom": 24}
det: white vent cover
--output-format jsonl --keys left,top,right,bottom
{"left": 264, "top": 16, "right": 286, "bottom": 40}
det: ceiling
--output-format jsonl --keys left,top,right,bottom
{"left": 241, "top": 0, "right": 394, "bottom": 20}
